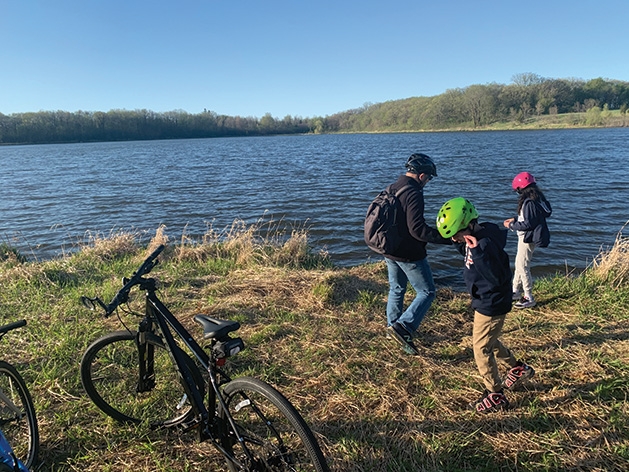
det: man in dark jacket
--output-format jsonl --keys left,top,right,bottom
{"left": 436, "top": 197, "right": 535, "bottom": 413}
{"left": 383, "top": 153, "right": 451, "bottom": 355}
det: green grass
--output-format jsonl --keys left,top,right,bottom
{"left": 1, "top": 224, "right": 628, "bottom": 471}
{"left": 458, "top": 109, "right": 629, "bottom": 132}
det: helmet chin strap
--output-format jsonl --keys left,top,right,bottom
{"left": 417, "top": 173, "right": 429, "bottom": 188}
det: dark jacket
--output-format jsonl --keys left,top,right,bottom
{"left": 509, "top": 198, "right": 552, "bottom": 248}
{"left": 456, "top": 221, "right": 512, "bottom": 317}
{"left": 384, "top": 175, "right": 450, "bottom": 262}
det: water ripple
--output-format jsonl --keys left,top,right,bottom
{"left": 1, "top": 128, "right": 628, "bottom": 286}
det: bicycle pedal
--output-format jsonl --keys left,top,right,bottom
{"left": 179, "top": 417, "right": 203, "bottom": 432}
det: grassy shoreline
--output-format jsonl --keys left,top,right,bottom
{"left": 1, "top": 225, "right": 628, "bottom": 471}
{"left": 330, "top": 110, "right": 628, "bottom": 134}
{"left": 1, "top": 110, "right": 627, "bottom": 147}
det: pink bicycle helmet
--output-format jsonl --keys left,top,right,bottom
{"left": 512, "top": 172, "right": 536, "bottom": 191}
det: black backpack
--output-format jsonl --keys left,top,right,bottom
{"left": 364, "top": 184, "right": 413, "bottom": 254}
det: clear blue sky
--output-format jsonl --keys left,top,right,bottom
{"left": 2, "top": 0, "right": 628, "bottom": 118}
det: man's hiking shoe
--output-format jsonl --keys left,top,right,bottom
{"left": 386, "top": 322, "right": 419, "bottom": 356}
{"left": 469, "top": 390, "right": 509, "bottom": 414}
{"left": 503, "top": 363, "right": 535, "bottom": 389}
{"left": 514, "top": 297, "right": 536, "bottom": 309}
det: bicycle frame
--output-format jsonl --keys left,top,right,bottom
{"left": 82, "top": 245, "right": 317, "bottom": 470}
{"left": 134, "top": 279, "right": 256, "bottom": 465}
{"left": 0, "top": 430, "right": 28, "bottom": 472}
{"left": 140, "top": 279, "right": 211, "bottom": 430}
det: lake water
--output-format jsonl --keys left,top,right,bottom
{"left": 1, "top": 128, "right": 628, "bottom": 286}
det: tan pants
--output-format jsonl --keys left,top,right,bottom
{"left": 472, "top": 311, "right": 517, "bottom": 392}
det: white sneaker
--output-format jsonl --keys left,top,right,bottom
{"left": 512, "top": 291, "right": 522, "bottom": 301}
{"left": 514, "top": 297, "right": 536, "bottom": 309}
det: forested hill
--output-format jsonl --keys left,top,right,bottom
{"left": 318, "top": 74, "right": 629, "bottom": 133}
{"left": 1, "top": 74, "right": 628, "bottom": 145}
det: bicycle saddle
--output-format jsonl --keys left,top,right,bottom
{"left": 193, "top": 315, "right": 240, "bottom": 340}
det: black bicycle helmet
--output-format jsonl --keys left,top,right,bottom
{"left": 406, "top": 153, "right": 437, "bottom": 176}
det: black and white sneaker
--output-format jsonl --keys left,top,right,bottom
{"left": 469, "top": 390, "right": 509, "bottom": 414}
{"left": 386, "top": 322, "right": 419, "bottom": 356}
{"left": 514, "top": 297, "right": 536, "bottom": 309}
{"left": 503, "top": 362, "right": 535, "bottom": 389}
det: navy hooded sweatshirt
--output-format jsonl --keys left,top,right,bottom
{"left": 509, "top": 198, "right": 552, "bottom": 248}
{"left": 455, "top": 221, "right": 512, "bottom": 317}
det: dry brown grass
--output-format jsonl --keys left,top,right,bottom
{"left": 148, "top": 258, "right": 628, "bottom": 471}
{"left": 3, "top": 227, "right": 628, "bottom": 471}
{"left": 590, "top": 221, "right": 629, "bottom": 287}
{"left": 76, "top": 230, "right": 140, "bottom": 261}
{"left": 173, "top": 218, "right": 328, "bottom": 269}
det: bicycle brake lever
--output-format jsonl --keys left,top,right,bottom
{"left": 81, "top": 296, "right": 108, "bottom": 312}
{"left": 81, "top": 296, "right": 96, "bottom": 310}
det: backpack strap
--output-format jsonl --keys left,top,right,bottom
{"left": 389, "top": 184, "right": 414, "bottom": 198}
{"left": 389, "top": 184, "right": 415, "bottom": 226}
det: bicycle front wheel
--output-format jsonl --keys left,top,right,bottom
{"left": 220, "top": 376, "right": 329, "bottom": 472}
{"left": 0, "top": 361, "right": 39, "bottom": 469}
{"left": 80, "top": 331, "right": 204, "bottom": 427}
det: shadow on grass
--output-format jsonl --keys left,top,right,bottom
{"left": 318, "top": 397, "right": 628, "bottom": 471}
{"left": 325, "top": 273, "right": 388, "bottom": 306}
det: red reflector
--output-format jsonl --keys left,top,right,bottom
{"left": 216, "top": 358, "right": 226, "bottom": 366}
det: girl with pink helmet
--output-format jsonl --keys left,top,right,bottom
{"left": 503, "top": 172, "right": 552, "bottom": 309}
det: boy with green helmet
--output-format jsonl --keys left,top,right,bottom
{"left": 435, "top": 197, "right": 479, "bottom": 238}
{"left": 436, "top": 197, "right": 535, "bottom": 413}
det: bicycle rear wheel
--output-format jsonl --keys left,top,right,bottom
{"left": 80, "top": 331, "right": 204, "bottom": 427}
{"left": 0, "top": 360, "right": 38, "bottom": 469}
{"left": 219, "top": 376, "right": 329, "bottom": 472}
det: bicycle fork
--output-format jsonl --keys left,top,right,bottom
{"left": 135, "top": 317, "right": 156, "bottom": 393}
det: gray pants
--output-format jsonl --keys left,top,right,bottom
{"left": 513, "top": 235, "right": 536, "bottom": 299}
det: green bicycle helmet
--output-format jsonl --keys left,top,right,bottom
{"left": 436, "top": 197, "right": 479, "bottom": 238}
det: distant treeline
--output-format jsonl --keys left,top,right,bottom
{"left": 0, "top": 109, "right": 312, "bottom": 144}
{"left": 1, "top": 74, "right": 628, "bottom": 144}
{"left": 320, "top": 74, "right": 629, "bottom": 133}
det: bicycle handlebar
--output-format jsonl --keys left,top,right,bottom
{"left": 0, "top": 319, "right": 26, "bottom": 336}
{"left": 82, "top": 244, "right": 165, "bottom": 317}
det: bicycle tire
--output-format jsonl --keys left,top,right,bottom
{"left": 80, "top": 331, "right": 205, "bottom": 427}
{"left": 219, "top": 376, "right": 330, "bottom": 472}
{"left": 0, "top": 360, "right": 39, "bottom": 469}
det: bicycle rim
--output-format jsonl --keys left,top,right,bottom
{"left": 0, "top": 361, "right": 39, "bottom": 469}
{"left": 220, "top": 376, "right": 329, "bottom": 472}
{"left": 80, "top": 331, "right": 204, "bottom": 427}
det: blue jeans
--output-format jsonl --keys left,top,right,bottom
{"left": 385, "top": 257, "right": 436, "bottom": 334}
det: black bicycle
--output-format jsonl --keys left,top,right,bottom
{"left": 80, "top": 244, "right": 330, "bottom": 471}
{"left": 0, "top": 320, "right": 39, "bottom": 471}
